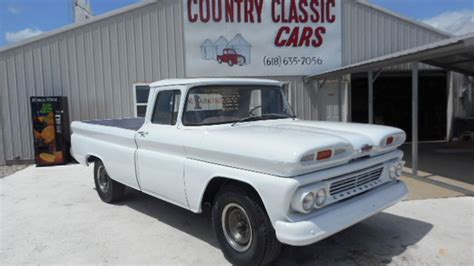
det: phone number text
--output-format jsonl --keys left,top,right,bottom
{"left": 263, "top": 56, "right": 323, "bottom": 67}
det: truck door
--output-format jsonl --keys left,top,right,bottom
{"left": 135, "top": 88, "right": 188, "bottom": 208}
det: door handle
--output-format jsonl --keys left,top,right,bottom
{"left": 138, "top": 131, "right": 149, "bottom": 137}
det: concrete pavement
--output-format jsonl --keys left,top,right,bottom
{"left": 1, "top": 165, "right": 473, "bottom": 265}
{"left": 399, "top": 175, "right": 471, "bottom": 200}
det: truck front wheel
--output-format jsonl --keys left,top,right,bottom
{"left": 94, "top": 160, "right": 126, "bottom": 203}
{"left": 211, "top": 185, "right": 281, "bottom": 265}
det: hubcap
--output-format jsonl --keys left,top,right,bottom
{"left": 96, "top": 165, "right": 110, "bottom": 193}
{"left": 222, "top": 203, "right": 253, "bottom": 252}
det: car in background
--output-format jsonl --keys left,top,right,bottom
{"left": 217, "top": 48, "right": 246, "bottom": 66}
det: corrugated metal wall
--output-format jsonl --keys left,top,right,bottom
{"left": 0, "top": 0, "right": 452, "bottom": 164}
{"left": 271, "top": 76, "right": 318, "bottom": 120}
{"left": 341, "top": 0, "right": 447, "bottom": 69}
{"left": 0, "top": 0, "right": 185, "bottom": 163}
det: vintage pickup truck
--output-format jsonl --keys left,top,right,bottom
{"left": 71, "top": 78, "right": 408, "bottom": 265}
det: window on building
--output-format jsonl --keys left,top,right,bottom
{"left": 151, "top": 90, "right": 181, "bottom": 125}
{"left": 133, "top": 83, "right": 150, "bottom": 117}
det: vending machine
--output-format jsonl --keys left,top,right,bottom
{"left": 30, "top": 97, "right": 71, "bottom": 166}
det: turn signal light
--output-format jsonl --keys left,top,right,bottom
{"left": 386, "top": 136, "right": 394, "bottom": 145}
{"left": 317, "top": 150, "right": 332, "bottom": 160}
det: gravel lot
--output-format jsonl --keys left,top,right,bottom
{"left": 1, "top": 165, "right": 473, "bottom": 265}
{"left": 0, "top": 164, "right": 30, "bottom": 178}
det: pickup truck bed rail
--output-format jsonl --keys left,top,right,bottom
{"left": 83, "top": 118, "right": 144, "bottom": 131}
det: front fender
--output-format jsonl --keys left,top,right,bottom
{"left": 184, "top": 158, "right": 299, "bottom": 225}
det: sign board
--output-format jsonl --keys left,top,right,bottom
{"left": 183, "top": 0, "right": 342, "bottom": 77}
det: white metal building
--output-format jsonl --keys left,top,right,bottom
{"left": 0, "top": 0, "right": 471, "bottom": 165}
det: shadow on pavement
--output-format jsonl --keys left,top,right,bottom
{"left": 274, "top": 212, "right": 433, "bottom": 265}
{"left": 121, "top": 189, "right": 219, "bottom": 247}
{"left": 120, "top": 189, "right": 433, "bottom": 265}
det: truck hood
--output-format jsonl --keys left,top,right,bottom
{"left": 185, "top": 120, "right": 405, "bottom": 177}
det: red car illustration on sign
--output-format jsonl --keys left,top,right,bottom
{"left": 217, "top": 48, "right": 246, "bottom": 66}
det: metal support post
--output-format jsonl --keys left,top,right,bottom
{"left": 368, "top": 71, "right": 374, "bottom": 124}
{"left": 411, "top": 62, "right": 419, "bottom": 176}
{"left": 338, "top": 77, "right": 343, "bottom": 122}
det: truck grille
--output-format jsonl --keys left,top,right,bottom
{"left": 329, "top": 167, "right": 383, "bottom": 197}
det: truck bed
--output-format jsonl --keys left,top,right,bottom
{"left": 71, "top": 117, "right": 143, "bottom": 189}
{"left": 82, "top": 117, "right": 144, "bottom": 131}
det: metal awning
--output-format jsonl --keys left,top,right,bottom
{"left": 305, "top": 33, "right": 474, "bottom": 81}
{"left": 305, "top": 33, "right": 474, "bottom": 177}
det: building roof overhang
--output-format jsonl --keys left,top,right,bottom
{"left": 305, "top": 33, "right": 474, "bottom": 81}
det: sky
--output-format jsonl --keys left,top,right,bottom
{"left": 0, "top": 0, "right": 473, "bottom": 48}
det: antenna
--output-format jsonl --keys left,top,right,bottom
{"left": 67, "top": 0, "right": 73, "bottom": 24}
{"left": 74, "top": 0, "right": 94, "bottom": 23}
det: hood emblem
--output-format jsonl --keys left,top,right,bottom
{"left": 360, "top": 144, "right": 373, "bottom": 153}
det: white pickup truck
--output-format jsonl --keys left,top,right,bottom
{"left": 71, "top": 78, "right": 408, "bottom": 265}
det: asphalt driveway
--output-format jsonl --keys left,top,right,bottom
{"left": 1, "top": 165, "right": 473, "bottom": 265}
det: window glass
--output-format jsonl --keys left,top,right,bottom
{"left": 183, "top": 86, "right": 294, "bottom": 126}
{"left": 134, "top": 84, "right": 150, "bottom": 117}
{"left": 136, "top": 106, "right": 147, "bottom": 117}
{"left": 151, "top": 90, "right": 181, "bottom": 125}
{"left": 135, "top": 85, "right": 150, "bottom": 104}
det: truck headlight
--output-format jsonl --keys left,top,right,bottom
{"left": 389, "top": 162, "right": 404, "bottom": 179}
{"left": 314, "top": 188, "right": 327, "bottom": 207}
{"left": 292, "top": 186, "right": 329, "bottom": 213}
{"left": 396, "top": 162, "right": 404, "bottom": 177}
{"left": 389, "top": 165, "right": 397, "bottom": 179}
{"left": 301, "top": 192, "right": 315, "bottom": 212}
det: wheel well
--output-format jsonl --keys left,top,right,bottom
{"left": 201, "top": 177, "right": 264, "bottom": 208}
{"left": 86, "top": 155, "right": 101, "bottom": 165}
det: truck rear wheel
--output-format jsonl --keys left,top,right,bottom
{"left": 94, "top": 160, "right": 126, "bottom": 203}
{"left": 211, "top": 185, "right": 281, "bottom": 265}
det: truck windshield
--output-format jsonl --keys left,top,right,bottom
{"left": 182, "top": 85, "right": 295, "bottom": 126}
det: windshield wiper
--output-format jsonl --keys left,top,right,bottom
{"left": 231, "top": 116, "right": 263, "bottom": 126}
{"left": 261, "top": 113, "right": 296, "bottom": 119}
{"left": 231, "top": 113, "right": 295, "bottom": 127}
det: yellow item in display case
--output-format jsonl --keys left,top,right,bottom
{"left": 41, "top": 126, "right": 56, "bottom": 144}
{"left": 47, "top": 112, "right": 55, "bottom": 126}
{"left": 39, "top": 153, "right": 56, "bottom": 163}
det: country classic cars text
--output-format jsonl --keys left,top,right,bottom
{"left": 187, "top": 0, "right": 338, "bottom": 48}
